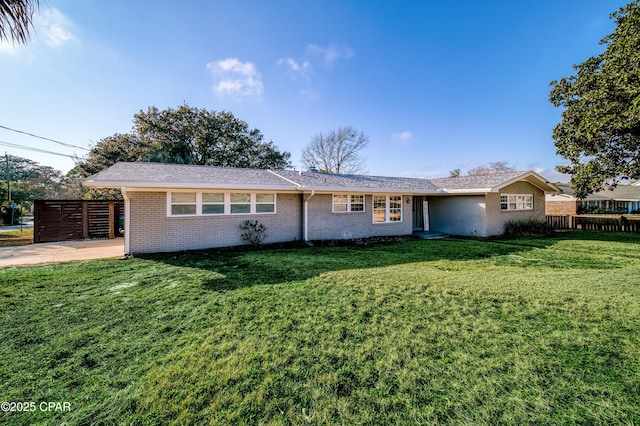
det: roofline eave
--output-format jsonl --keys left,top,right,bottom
{"left": 83, "top": 181, "right": 300, "bottom": 191}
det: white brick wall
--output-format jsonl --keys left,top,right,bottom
{"left": 307, "top": 194, "right": 413, "bottom": 240}
{"left": 128, "top": 192, "right": 302, "bottom": 253}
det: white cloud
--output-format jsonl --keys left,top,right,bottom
{"left": 278, "top": 43, "right": 353, "bottom": 100}
{"left": 206, "top": 58, "right": 263, "bottom": 99}
{"left": 306, "top": 43, "right": 354, "bottom": 67}
{"left": 34, "top": 7, "right": 78, "bottom": 47}
{"left": 278, "top": 57, "right": 311, "bottom": 79}
{"left": 392, "top": 131, "right": 414, "bottom": 142}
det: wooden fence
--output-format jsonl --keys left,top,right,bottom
{"left": 546, "top": 215, "right": 570, "bottom": 230}
{"left": 34, "top": 200, "right": 123, "bottom": 243}
{"left": 546, "top": 214, "right": 640, "bottom": 233}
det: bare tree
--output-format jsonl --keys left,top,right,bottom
{"left": 301, "top": 126, "right": 369, "bottom": 174}
{"left": 466, "top": 161, "right": 516, "bottom": 176}
{"left": 0, "top": 0, "right": 39, "bottom": 45}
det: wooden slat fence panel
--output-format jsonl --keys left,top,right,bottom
{"left": 34, "top": 200, "right": 124, "bottom": 243}
{"left": 571, "top": 215, "right": 640, "bottom": 233}
{"left": 546, "top": 215, "right": 570, "bottom": 229}
{"left": 88, "top": 201, "right": 111, "bottom": 239}
{"left": 61, "top": 202, "right": 84, "bottom": 240}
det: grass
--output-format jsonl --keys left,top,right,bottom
{"left": 1, "top": 231, "right": 639, "bottom": 425}
{"left": 0, "top": 227, "right": 33, "bottom": 247}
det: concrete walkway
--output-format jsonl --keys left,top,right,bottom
{"left": 0, "top": 239, "right": 125, "bottom": 268}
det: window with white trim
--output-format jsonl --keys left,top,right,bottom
{"left": 168, "top": 192, "right": 276, "bottom": 216}
{"left": 256, "top": 193, "right": 276, "bottom": 213}
{"left": 332, "top": 194, "right": 365, "bottom": 212}
{"left": 170, "top": 192, "right": 197, "bottom": 215}
{"left": 500, "top": 194, "right": 533, "bottom": 211}
{"left": 202, "top": 193, "right": 225, "bottom": 215}
{"left": 230, "top": 193, "right": 251, "bottom": 214}
{"left": 373, "top": 195, "right": 403, "bottom": 223}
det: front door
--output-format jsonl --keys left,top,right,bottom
{"left": 413, "top": 197, "right": 429, "bottom": 231}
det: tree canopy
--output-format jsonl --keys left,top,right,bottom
{"left": 0, "top": 0, "right": 38, "bottom": 45}
{"left": 466, "top": 161, "right": 516, "bottom": 176}
{"left": 136, "top": 106, "right": 291, "bottom": 169}
{"left": 549, "top": 1, "right": 640, "bottom": 198}
{"left": 76, "top": 105, "right": 292, "bottom": 179}
{"left": 301, "top": 126, "right": 369, "bottom": 174}
{"left": 1, "top": 154, "right": 76, "bottom": 207}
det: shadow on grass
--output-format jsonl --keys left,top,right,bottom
{"left": 138, "top": 235, "right": 572, "bottom": 292}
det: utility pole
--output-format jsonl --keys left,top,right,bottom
{"left": 5, "top": 152, "right": 14, "bottom": 225}
{"left": 4, "top": 152, "right": 10, "bottom": 205}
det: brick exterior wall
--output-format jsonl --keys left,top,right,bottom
{"left": 307, "top": 194, "right": 413, "bottom": 240}
{"left": 127, "top": 192, "right": 302, "bottom": 254}
{"left": 428, "top": 195, "right": 488, "bottom": 236}
{"left": 427, "top": 182, "right": 546, "bottom": 237}
{"left": 485, "top": 181, "right": 546, "bottom": 236}
{"left": 545, "top": 198, "right": 578, "bottom": 215}
{"left": 125, "top": 183, "right": 548, "bottom": 252}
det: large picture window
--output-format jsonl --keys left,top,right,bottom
{"left": 373, "top": 195, "right": 403, "bottom": 223}
{"left": 500, "top": 194, "right": 533, "bottom": 211}
{"left": 332, "top": 194, "right": 365, "bottom": 213}
{"left": 168, "top": 192, "right": 276, "bottom": 216}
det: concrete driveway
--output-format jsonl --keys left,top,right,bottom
{"left": 0, "top": 239, "right": 125, "bottom": 268}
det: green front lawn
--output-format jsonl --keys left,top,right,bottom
{"left": 1, "top": 232, "right": 639, "bottom": 425}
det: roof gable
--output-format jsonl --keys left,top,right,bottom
{"left": 430, "top": 171, "right": 559, "bottom": 194}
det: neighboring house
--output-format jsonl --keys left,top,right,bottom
{"left": 546, "top": 184, "right": 640, "bottom": 215}
{"left": 84, "top": 162, "right": 559, "bottom": 255}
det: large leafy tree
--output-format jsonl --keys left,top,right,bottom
{"left": 74, "top": 106, "right": 292, "bottom": 199}
{"left": 135, "top": 105, "right": 291, "bottom": 169}
{"left": 550, "top": 1, "right": 640, "bottom": 198}
{"left": 77, "top": 105, "right": 291, "bottom": 176}
{"left": 0, "top": 155, "right": 75, "bottom": 220}
{"left": 0, "top": 0, "right": 38, "bottom": 45}
{"left": 75, "top": 133, "right": 146, "bottom": 177}
{"left": 466, "top": 161, "right": 516, "bottom": 176}
{"left": 301, "top": 126, "right": 369, "bottom": 174}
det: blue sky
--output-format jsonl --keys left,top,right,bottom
{"left": 0, "top": 0, "right": 628, "bottom": 181}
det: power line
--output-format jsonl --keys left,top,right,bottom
{"left": 0, "top": 140, "right": 84, "bottom": 159}
{"left": 0, "top": 124, "right": 91, "bottom": 151}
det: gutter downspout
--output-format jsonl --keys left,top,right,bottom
{"left": 121, "top": 187, "right": 131, "bottom": 256}
{"left": 303, "top": 190, "right": 315, "bottom": 244}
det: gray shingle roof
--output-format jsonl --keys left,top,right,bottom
{"left": 84, "top": 162, "right": 558, "bottom": 194}
{"left": 430, "top": 172, "right": 526, "bottom": 191}
{"left": 271, "top": 169, "right": 440, "bottom": 192}
{"left": 84, "top": 162, "right": 297, "bottom": 190}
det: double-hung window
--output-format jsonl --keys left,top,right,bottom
{"left": 230, "top": 193, "right": 251, "bottom": 214}
{"left": 202, "top": 193, "right": 225, "bottom": 215}
{"left": 256, "top": 193, "right": 276, "bottom": 213}
{"left": 333, "top": 194, "right": 365, "bottom": 212}
{"left": 170, "top": 192, "right": 197, "bottom": 215}
{"left": 500, "top": 194, "right": 533, "bottom": 211}
{"left": 373, "top": 195, "right": 403, "bottom": 223}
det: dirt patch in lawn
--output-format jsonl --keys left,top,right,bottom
{"left": 0, "top": 233, "right": 33, "bottom": 247}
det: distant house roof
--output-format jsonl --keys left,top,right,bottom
{"left": 84, "top": 162, "right": 559, "bottom": 194}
